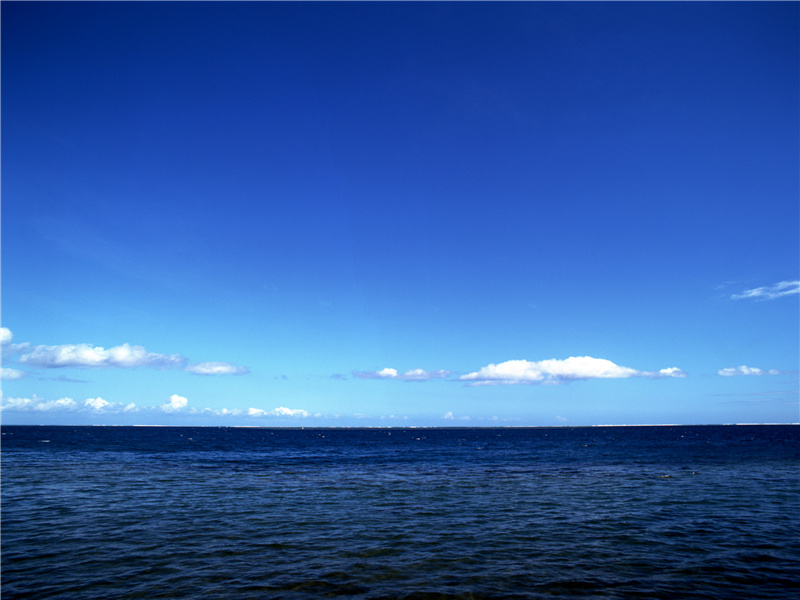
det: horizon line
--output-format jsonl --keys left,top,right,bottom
{"left": 2, "top": 422, "right": 797, "bottom": 429}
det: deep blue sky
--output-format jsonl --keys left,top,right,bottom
{"left": 2, "top": 2, "right": 798, "bottom": 426}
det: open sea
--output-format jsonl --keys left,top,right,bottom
{"left": 2, "top": 424, "right": 799, "bottom": 600}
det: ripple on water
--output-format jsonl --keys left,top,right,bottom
{"left": 2, "top": 426, "right": 799, "bottom": 600}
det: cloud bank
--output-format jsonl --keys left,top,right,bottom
{"left": 1, "top": 396, "right": 79, "bottom": 412}
{"left": 731, "top": 280, "right": 799, "bottom": 301}
{"left": 1, "top": 329, "right": 248, "bottom": 376}
{"left": 1, "top": 393, "right": 310, "bottom": 419}
{"left": 459, "top": 357, "right": 686, "bottom": 386}
{"left": 352, "top": 357, "right": 685, "bottom": 386}
{"left": 718, "top": 365, "right": 782, "bottom": 377}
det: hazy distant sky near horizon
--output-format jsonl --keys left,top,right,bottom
{"left": 2, "top": 2, "right": 798, "bottom": 426}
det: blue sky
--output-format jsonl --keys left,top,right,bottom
{"left": 2, "top": 2, "right": 798, "bottom": 427}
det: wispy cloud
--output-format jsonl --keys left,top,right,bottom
{"left": 353, "top": 367, "right": 452, "bottom": 382}
{"left": 731, "top": 280, "right": 799, "bottom": 301}
{"left": 247, "top": 406, "right": 310, "bottom": 417}
{"left": 40, "top": 375, "right": 90, "bottom": 383}
{"left": 718, "top": 365, "right": 782, "bottom": 377}
{"left": 1, "top": 328, "right": 248, "bottom": 376}
{"left": 1, "top": 367, "right": 28, "bottom": 380}
{"left": 459, "top": 357, "right": 686, "bottom": 386}
{"left": 184, "top": 362, "right": 249, "bottom": 376}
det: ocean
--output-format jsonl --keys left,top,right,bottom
{"left": 1, "top": 425, "right": 798, "bottom": 599}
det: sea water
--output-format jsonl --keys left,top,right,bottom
{"left": 2, "top": 425, "right": 798, "bottom": 599}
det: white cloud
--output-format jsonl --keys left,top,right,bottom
{"left": 87, "top": 397, "right": 138, "bottom": 412}
{"left": 1, "top": 367, "right": 27, "bottom": 380}
{"left": 39, "top": 397, "right": 78, "bottom": 411}
{"left": 731, "top": 280, "right": 800, "bottom": 301}
{"left": 1, "top": 394, "right": 137, "bottom": 414}
{"left": 459, "top": 356, "right": 686, "bottom": 386}
{"left": 184, "top": 361, "right": 249, "bottom": 376}
{"left": 353, "top": 367, "right": 452, "bottom": 381}
{"left": 270, "top": 406, "right": 310, "bottom": 417}
{"left": 718, "top": 365, "right": 782, "bottom": 377}
{"left": 353, "top": 359, "right": 685, "bottom": 385}
{"left": 213, "top": 408, "right": 243, "bottom": 416}
{"left": 442, "top": 411, "right": 470, "bottom": 421}
{"left": 14, "top": 342, "right": 186, "bottom": 369}
{"left": 401, "top": 368, "right": 452, "bottom": 381}
{"left": 84, "top": 397, "right": 110, "bottom": 411}
{"left": 3, "top": 334, "right": 247, "bottom": 376}
{"left": 231, "top": 406, "right": 310, "bottom": 417}
{"left": 0, "top": 391, "right": 310, "bottom": 420}
{"left": 208, "top": 406, "right": 310, "bottom": 418}
{"left": 0, "top": 395, "right": 78, "bottom": 412}
{"left": 657, "top": 367, "right": 687, "bottom": 378}
{"left": 1, "top": 327, "right": 13, "bottom": 345}
{"left": 160, "top": 394, "right": 189, "bottom": 413}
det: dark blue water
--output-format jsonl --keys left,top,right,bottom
{"left": 2, "top": 425, "right": 799, "bottom": 599}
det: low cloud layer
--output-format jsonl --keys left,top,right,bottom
{"left": 353, "top": 367, "right": 452, "bottom": 382}
{"left": 1, "top": 393, "right": 310, "bottom": 419}
{"left": 731, "top": 280, "right": 799, "bottom": 301}
{"left": 248, "top": 406, "right": 310, "bottom": 417}
{"left": 459, "top": 357, "right": 686, "bottom": 386}
{"left": 1, "top": 328, "right": 247, "bottom": 376}
{"left": 718, "top": 365, "right": 782, "bottom": 377}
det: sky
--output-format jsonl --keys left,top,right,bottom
{"left": 1, "top": 2, "right": 798, "bottom": 427}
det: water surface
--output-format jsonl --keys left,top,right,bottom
{"left": 2, "top": 425, "right": 798, "bottom": 599}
